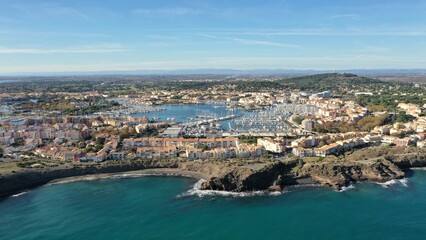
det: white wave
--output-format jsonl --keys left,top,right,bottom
{"left": 48, "top": 176, "right": 107, "bottom": 185}
{"left": 178, "top": 179, "right": 284, "bottom": 198}
{"left": 48, "top": 172, "right": 196, "bottom": 186}
{"left": 11, "top": 191, "right": 28, "bottom": 198}
{"left": 339, "top": 182, "right": 355, "bottom": 192}
{"left": 375, "top": 178, "right": 409, "bottom": 188}
{"left": 410, "top": 167, "right": 426, "bottom": 171}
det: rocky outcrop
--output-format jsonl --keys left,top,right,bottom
{"left": 385, "top": 153, "right": 426, "bottom": 169}
{"left": 300, "top": 159, "right": 405, "bottom": 190}
{"left": 200, "top": 160, "right": 300, "bottom": 192}
{"left": 200, "top": 159, "right": 405, "bottom": 192}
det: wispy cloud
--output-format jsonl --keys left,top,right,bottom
{"left": 0, "top": 3, "right": 90, "bottom": 20}
{"left": 42, "top": 5, "right": 90, "bottom": 20}
{"left": 234, "top": 29, "right": 426, "bottom": 36}
{"left": 199, "top": 34, "right": 302, "bottom": 48}
{"left": 148, "top": 35, "right": 179, "bottom": 40}
{"left": 0, "top": 30, "right": 109, "bottom": 38}
{"left": 169, "top": 27, "right": 426, "bottom": 37}
{"left": 330, "top": 14, "right": 361, "bottom": 19}
{"left": 356, "top": 46, "right": 390, "bottom": 53}
{"left": 133, "top": 8, "right": 203, "bottom": 16}
{"left": 0, "top": 44, "right": 129, "bottom": 54}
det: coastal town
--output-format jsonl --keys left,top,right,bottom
{"left": 3, "top": 1, "right": 426, "bottom": 239}
{"left": 1, "top": 73, "right": 425, "bottom": 168}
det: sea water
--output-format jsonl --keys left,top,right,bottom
{"left": 1, "top": 171, "right": 426, "bottom": 240}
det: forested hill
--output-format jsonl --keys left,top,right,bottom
{"left": 278, "top": 73, "right": 385, "bottom": 92}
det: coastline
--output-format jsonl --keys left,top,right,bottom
{"left": 47, "top": 168, "right": 208, "bottom": 185}
{"left": 2, "top": 146, "right": 426, "bottom": 199}
{"left": 0, "top": 163, "right": 319, "bottom": 199}
{"left": 2, "top": 166, "right": 424, "bottom": 199}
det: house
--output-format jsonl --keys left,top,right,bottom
{"left": 257, "top": 137, "right": 285, "bottom": 153}
{"left": 62, "top": 149, "right": 81, "bottom": 162}
{"left": 364, "top": 135, "right": 382, "bottom": 143}
{"left": 393, "top": 138, "right": 413, "bottom": 147}
{"left": 185, "top": 147, "right": 205, "bottom": 159}
{"left": 136, "top": 146, "right": 178, "bottom": 159}
{"left": 109, "top": 151, "right": 125, "bottom": 160}
{"left": 292, "top": 147, "right": 314, "bottom": 157}
{"left": 313, "top": 143, "right": 341, "bottom": 157}
{"left": 236, "top": 144, "right": 262, "bottom": 158}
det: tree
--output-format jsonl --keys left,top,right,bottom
{"left": 199, "top": 144, "right": 209, "bottom": 151}
{"left": 293, "top": 117, "right": 304, "bottom": 125}
{"left": 96, "top": 137, "right": 106, "bottom": 145}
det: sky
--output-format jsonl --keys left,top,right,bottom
{"left": 0, "top": 0, "right": 425, "bottom": 74}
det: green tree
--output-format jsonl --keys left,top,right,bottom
{"left": 397, "top": 111, "right": 408, "bottom": 123}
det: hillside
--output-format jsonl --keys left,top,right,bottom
{"left": 278, "top": 73, "right": 385, "bottom": 92}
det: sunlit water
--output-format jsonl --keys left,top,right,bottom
{"left": 1, "top": 171, "right": 426, "bottom": 240}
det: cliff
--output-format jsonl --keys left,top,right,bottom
{"left": 200, "top": 161, "right": 299, "bottom": 192}
{"left": 199, "top": 158, "right": 405, "bottom": 192}
{"left": 298, "top": 159, "right": 404, "bottom": 190}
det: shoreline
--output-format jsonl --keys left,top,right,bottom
{"left": 2, "top": 146, "right": 426, "bottom": 199}
{"left": 47, "top": 168, "right": 208, "bottom": 185}
{"left": 2, "top": 167, "right": 423, "bottom": 199}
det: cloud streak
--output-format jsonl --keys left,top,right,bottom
{"left": 133, "top": 8, "right": 203, "bottom": 16}
{"left": 0, "top": 44, "right": 129, "bottom": 54}
{"left": 199, "top": 34, "right": 302, "bottom": 48}
{"left": 330, "top": 14, "right": 361, "bottom": 19}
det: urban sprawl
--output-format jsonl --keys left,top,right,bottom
{"left": 1, "top": 74, "right": 426, "bottom": 168}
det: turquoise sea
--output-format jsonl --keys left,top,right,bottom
{"left": 1, "top": 171, "right": 426, "bottom": 240}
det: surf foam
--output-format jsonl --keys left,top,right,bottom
{"left": 11, "top": 191, "right": 28, "bottom": 198}
{"left": 339, "top": 182, "right": 356, "bottom": 192}
{"left": 178, "top": 179, "right": 284, "bottom": 198}
{"left": 375, "top": 178, "right": 409, "bottom": 188}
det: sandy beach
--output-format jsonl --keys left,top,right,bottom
{"left": 48, "top": 168, "right": 208, "bottom": 185}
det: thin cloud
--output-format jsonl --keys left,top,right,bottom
{"left": 0, "top": 44, "right": 130, "bottom": 54}
{"left": 239, "top": 29, "right": 426, "bottom": 36}
{"left": 356, "top": 46, "right": 390, "bottom": 53}
{"left": 330, "top": 14, "right": 361, "bottom": 19}
{"left": 133, "top": 8, "right": 203, "bottom": 16}
{"left": 0, "top": 30, "right": 109, "bottom": 38}
{"left": 199, "top": 34, "right": 302, "bottom": 48}
{"left": 116, "top": 27, "right": 426, "bottom": 37}
{"left": 0, "top": 3, "right": 90, "bottom": 20}
{"left": 148, "top": 35, "right": 180, "bottom": 40}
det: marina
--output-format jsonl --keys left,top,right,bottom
{"left": 93, "top": 98, "right": 166, "bottom": 116}
{"left": 231, "top": 103, "right": 318, "bottom": 132}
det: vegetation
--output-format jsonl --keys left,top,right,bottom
{"left": 292, "top": 116, "right": 304, "bottom": 125}
{"left": 396, "top": 111, "right": 416, "bottom": 123}
{"left": 239, "top": 136, "right": 260, "bottom": 144}
{"left": 314, "top": 114, "right": 389, "bottom": 133}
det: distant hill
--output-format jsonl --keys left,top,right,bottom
{"left": 278, "top": 73, "right": 384, "bottom": 92}
{"left": 1, "top": 68, "right": 426, "bottom": 77}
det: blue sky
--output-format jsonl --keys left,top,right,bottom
{"left": 0, "top": 0, "right": 425, "bottom": 73}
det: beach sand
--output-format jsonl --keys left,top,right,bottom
{"left": 48, "top": 168, "right": 207, "bottom": 185}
